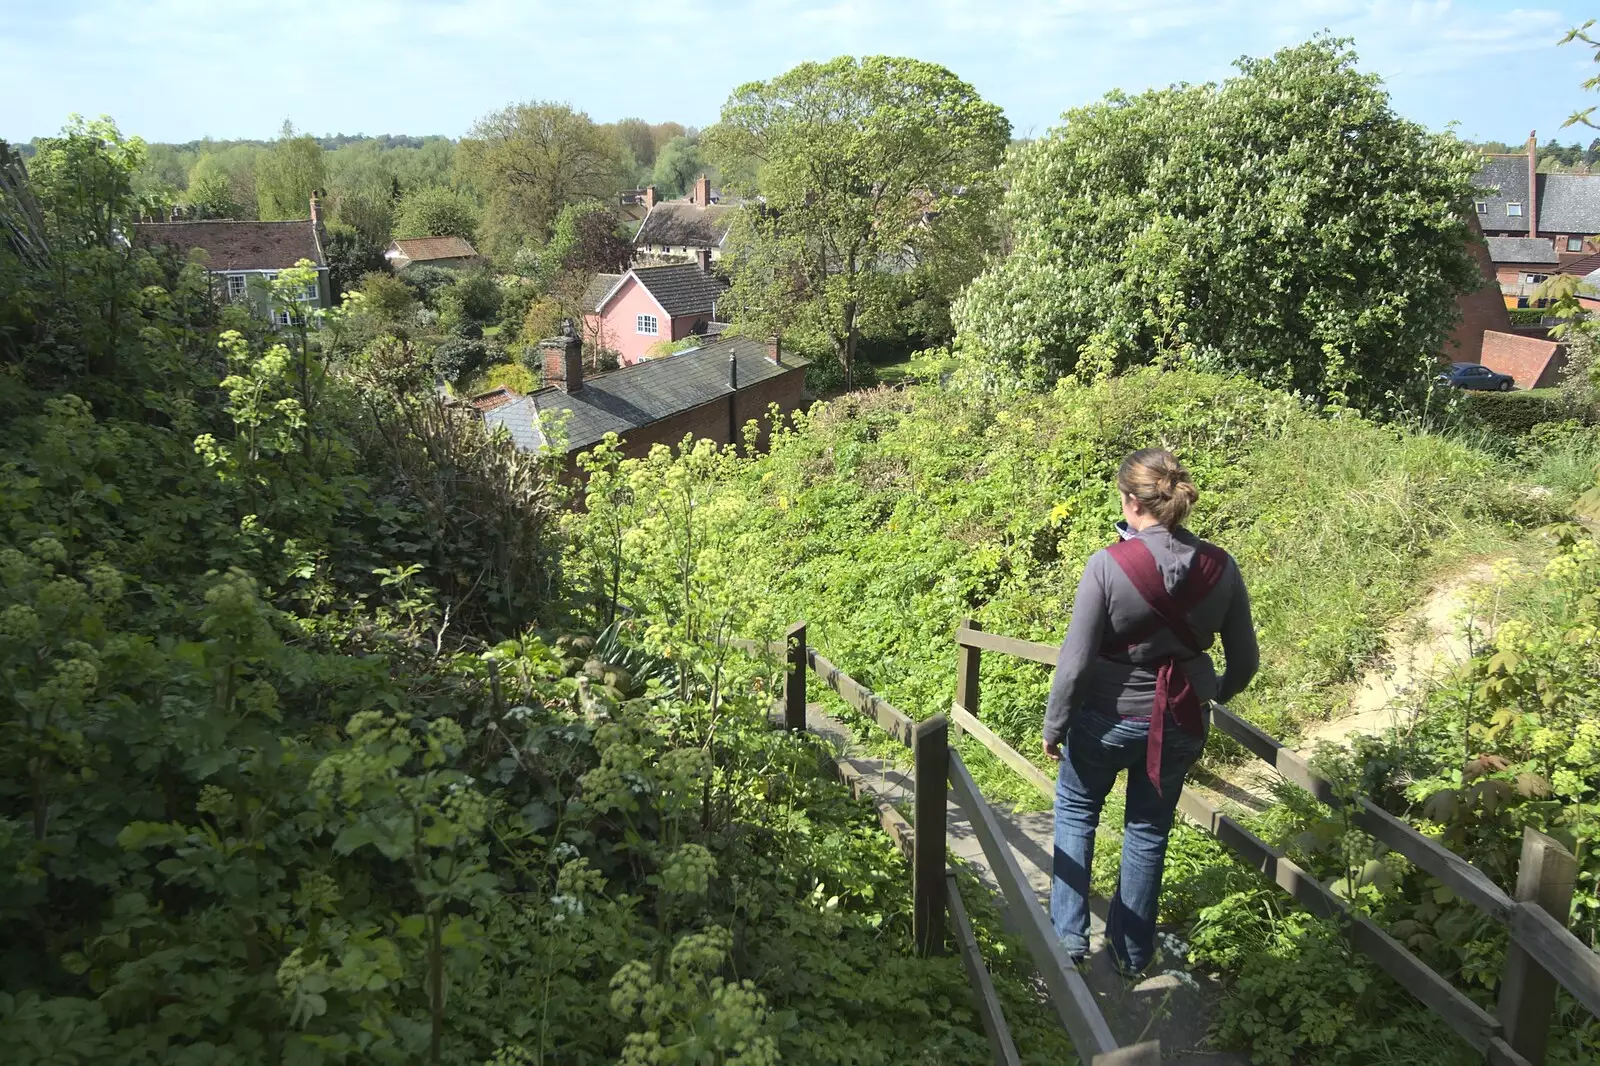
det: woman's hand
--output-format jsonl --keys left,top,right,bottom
{"left": 1044, "top": 739, "right": 1062, "bottom": 762}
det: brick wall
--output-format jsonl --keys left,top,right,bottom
{"left": 1446, "top": 222, "right": 1514, "bottom": 363}
{"left": 1480, "top": 330, "right": 1566, "bottom": 389}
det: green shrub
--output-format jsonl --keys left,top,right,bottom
{"left": 1453, "top": 389, "right": 1574, "bottom": 437}
{"left": 432, "top": 334, "right": 488, "bottom": 385}
{"left": 1508, "top": 307, "right": 1548, "bottom": 325}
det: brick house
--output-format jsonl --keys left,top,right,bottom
{"left": 478, "top": 330, "right": 807, "bottom": 473}
{"left": 1480, "top": 330, "right": 1566, "bottom": 389}
{"left": 1444, "top": 215, "right": 1515, "bottom": 364}
{"left": 633, "top": 175, "right": 734, "bottom": 261}
{"left": 581, "top": 258, "right": 728, "bottom": 367}
{"left": 1485, "top": 236, "right": 1560, "bottom": 306}
{"left": 384, "top": 235, "right": 481, "bottom": 271}
{"left": 132, "top": 196, "right": 331, "bottom": 323}
{"left": 1475, "top": 133, "right": 1600, "bottom": 263}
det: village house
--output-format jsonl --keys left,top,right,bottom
{"left": 1485, "top": 236, "right": 1560, "bottom": 307}
{"left": 633, "top": 175, "right": 734, "bottom": 261}
{"left": 131, "top": 196, "right": 331, "bottom": 323}
{"left": 475, "top": 326, "right": 807, "bottom": 474}
{"left": 1475, "top": 133, "right": 1600, "bottom": 263}
{"left": 384, "top": 235, "right": 481, "bottom": 271}
{"left": 581, "top": 257, "right": 728, "bottom": 367}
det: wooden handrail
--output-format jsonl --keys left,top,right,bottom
{"left": 953, "top": 622, "right": 1600, "bottom": 1064}
{"left": 948, "top": 749, "right": 1125, "bottom": 1062}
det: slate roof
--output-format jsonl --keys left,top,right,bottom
{"left": 1473, "top": 156, "right": 1600, "bottom": 236}
{"left": 132, "top": 219, "right": 326, "bottom": 271}
{"left": 583, "top": 273, "right": 624, "bottom": 311}
{"left": 483, "top": 336, "right": 807, "bottom": 452}
{"left": 634, "top": 200, "right": 734, "bottom": 249}
{"left": 389, "top": 236, "right": 478, "bottom": 262}
{"left": 627, "top": 263, "right": 728, "bottom": 317}
{"left": 1537, "top": 174, "right": 1600, "bottom": 234}
{"left": 1486, "top": 236, "right": 1558, "bottom": 265}
{"left": 1474, "top": 156, "right": 1532, "bottom": 233}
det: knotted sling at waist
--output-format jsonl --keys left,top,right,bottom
{"left": 1098, "top": 537, "right": 1227, "bottom": 794}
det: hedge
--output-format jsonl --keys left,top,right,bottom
{"left": 1454, "top": 389, "right": 1573, "bottom": 437}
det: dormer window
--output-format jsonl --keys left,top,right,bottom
{"left": 1475, "top": 202, "right": 1487, "bottom": 215}
{"left": 1507, "top": 202, "right": 1523, "bottom": 217}
{"left": 1569, "top": 237, "right": 1585, "bottom": 252}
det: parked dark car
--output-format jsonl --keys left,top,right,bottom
{"left": 1437, "top": 362, "right": 1515, "bottom": 391}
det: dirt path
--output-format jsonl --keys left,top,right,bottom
{"left": 1299, "top": 560, "right": 1501, "bottom": 751}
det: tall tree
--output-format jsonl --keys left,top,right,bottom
{"left": 185, "top": 154, "right": 243, "bottom": 218}
{"left": 650, "top": 135, "right": 703, "bottom": 198}
{"left": 953, "top": 36, "right": 1482, "bottom": 411}
{"left": 706, "top": 56, "right": 1011, "bottom": 390}
{"left": 612, "top": 117, "right": 657, "bottom": 171}
{"left": 393, "top": 185, "right": 479, "bottom": 242}
{"left": 457, "top": 102, "right": 625, "bottom": 258}
{"left": 256, "top": 121, "right": 327, "bottom": 221}
{"left": 27, "top": 115, "right": 144, "bottom": 247}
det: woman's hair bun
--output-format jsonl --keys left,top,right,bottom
{"left": 1117, "top": 448, "right": 1198, "bottom": 527}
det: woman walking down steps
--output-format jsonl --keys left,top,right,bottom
{"left": 1042, "top": 449, "right": 1260, "bottom": 974}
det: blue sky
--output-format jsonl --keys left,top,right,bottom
{"left": 1, "top": 1, "right": 1591, "bottom": 146}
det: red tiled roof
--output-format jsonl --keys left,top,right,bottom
{"left": 469, "top": 385, "right": 521, "bottom": 412}
{"left": 389, "top": 236, "right": 478, "bottom": 262}
{"left": 132, "top": 219, "right": 325, "bottom": 271}
{"left": 1558, "top": 251, "right": 1600, "bottom": 276}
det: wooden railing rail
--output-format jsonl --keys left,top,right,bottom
{"left": 952, "top": 620, "right": 1600, "bottom": 1066}
{"left": 727, "top": 625, "right": 1153, "bottom": 1065}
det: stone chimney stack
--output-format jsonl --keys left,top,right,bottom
{"left": 693, "top": 174, "right": 712, "bottom": 206}
{"left": 644, "top": 185, "right": 659, "bottom": 209}
{"left": 1526, "top": 131, "right": 1538, "bottom": 238}
{"left": 540, "top": 319, "right": 583, "bottom": 393}
{"left": 696, "top": 247, "right": 712, "bottom": 274}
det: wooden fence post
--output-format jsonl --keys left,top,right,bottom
{"left": 913, "top": 713, "right": 949, "bottom": 956}
{"left": 954, "top": 618, "right": 981, "bottom": 743}
{"left": 1496, "top": 827, "right": 1579, "bottom": 1065}
{"left": 784, "top": 621, "right": 806, "bottom": 732}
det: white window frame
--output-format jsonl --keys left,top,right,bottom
{"left": 1506, "top": 202, "right": 1523, "bottom": 217}
{"left": 226, "top": 273, "right": 247, "bottom": 298}
{"left": 636, "top": 313, "right": 659, "bottom": 336}
{"left": 1475, "top": 201, "right": 1487, "bottom": 215}
{"left": 1568, "top": 236, "right": 1585, "bottom": 252}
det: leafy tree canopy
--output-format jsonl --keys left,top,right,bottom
{"left": 457, "top": 102, "right": 626, "bottom": 258}
{"left": 26, "top": 115, "right": 144, "bottom": 247}
{"left": 651, "top": 135, "right": 703, "bottom": 199}
{"left": 393, "top": 184, "right": 479, "bottom": 243}
{"left": 952, "top": 36, "right": 1483, "bottom": 411}
{"left": 706, "top": 55, "right": 1010, "bottom": 390}
{"left": 256, "top": 120, "right": 327, "bottom": 221}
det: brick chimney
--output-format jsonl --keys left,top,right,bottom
{"left": 693, "top": 174, "right": 712, "bottom": 206}
{"left": 1527, "top": 131, "right": 1538, "bottom": 238}
{"left": 696, "top": 247, "right": 712, "bottom": 274}
{"left": 309, "top": 191, "right": 323, "bottom": 228}
{"left": 769, "top": 335, "right": 782, "bottom": 366}
{"left": 539, "top": 319, "right": 583, "bottom": 393}
{"left": 644, "top": 185, "right": 658, "bottom": 209}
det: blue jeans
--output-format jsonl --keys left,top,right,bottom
{"left": 1050, "top": 706, "right": 1208, "bottom": 972}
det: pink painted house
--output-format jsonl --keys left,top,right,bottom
{"left": 581, "top": 257, "right": 728, "bottom": 366}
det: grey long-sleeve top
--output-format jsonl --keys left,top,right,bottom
{"left": 1042, "top": 523, "right": 1259, "bottom": 747}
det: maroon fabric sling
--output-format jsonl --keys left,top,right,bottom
{"left": 1100, "top": 537, "right": 1228, "bottom": 795}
